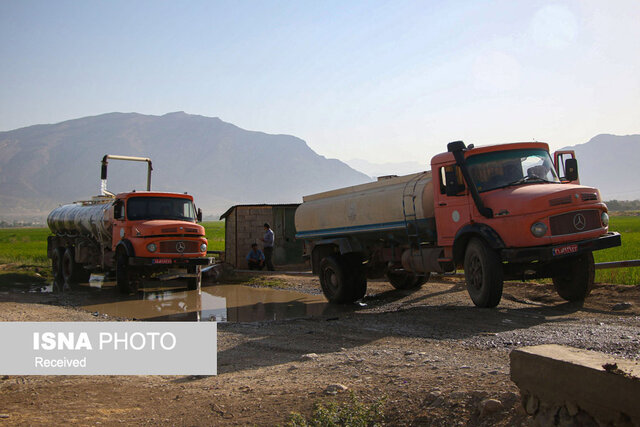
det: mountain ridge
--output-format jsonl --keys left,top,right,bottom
{"left": 0, "top": 113, "right": 637, "bottom": 221}
{"left": 0, "top": 112, "right": 371, "bottom": 220}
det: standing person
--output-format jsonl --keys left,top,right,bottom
{"left": 261, "top": 223, "right": 275, "bottom": 271}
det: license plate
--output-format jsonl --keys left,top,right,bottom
{"left": 152, "top": 258, "right": 173, "bottom": 264}
{"left": 552, "top": 244, "right": 578, "bottom": 256}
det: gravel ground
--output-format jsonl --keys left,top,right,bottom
{"left": 0, "top": 271, "right": 638, "bottom": 425}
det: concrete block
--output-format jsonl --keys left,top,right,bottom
{"left": 510, "top": 344, "right": 640, "bottom": 425}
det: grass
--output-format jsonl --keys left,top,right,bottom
{"left": 594, "top": 216, "right": 640, "bottom": 285}
{"left": 202, "top": 221, "right": 225, "bottom": 251}
{"left": 0, "top": 227, "right": 50, "bottom": 266}
{"left": 287, "top": 392, "right": 385, "bottom": 427}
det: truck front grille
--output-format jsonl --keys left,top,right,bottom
{"left": 549, "top": 210, "right": 601, "bottom": 236}
{"left": 159, "top": 240, "right": 200, "bottom": 254}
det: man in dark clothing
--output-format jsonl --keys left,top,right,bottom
{"left": 261, "top": 223, "right": 275, "bottom": 271}
{"left": 246, "top": 243, "right": 265, "bottom": 270}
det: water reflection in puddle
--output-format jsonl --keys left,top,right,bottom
{"left": 81, "top": 284, "right": 346, "bottom": 322}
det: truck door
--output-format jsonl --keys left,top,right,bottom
{"left": 434, "top": 165, "right": 471, "bottom": 247}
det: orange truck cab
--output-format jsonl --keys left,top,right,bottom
{"left": 432, "top": 141, "right": 620, "bottom": 306}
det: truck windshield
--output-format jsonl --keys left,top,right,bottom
{"left": 127, "top": 197, "right": 196, "bottom": 221}
{"left": 466, "top": 148, "right": 560, "bottom": 193}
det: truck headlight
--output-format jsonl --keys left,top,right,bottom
{"left": 530, "top": 222, "right": 547, "bottom": 237}
{"left": 601, "top": 211, "right": 609, "bottom": 227}
{"left": 200, "top": 243, "right": 207, "bottom": 252}
{"left": 147, "top": 243, "right": 157, "bottom": 253}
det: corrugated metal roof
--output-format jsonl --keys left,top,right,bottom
{"left": 219, "top": 203, "right": 300, "bottom": 220}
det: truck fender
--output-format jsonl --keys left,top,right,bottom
{"left": 452, "top": 224, "right": 505, "bottom": 265}
{"left": 310, "top": 238, "right": 363, "bottom": 274}
{"left": 115, "top": 239, "right": 135, "bottom": 258}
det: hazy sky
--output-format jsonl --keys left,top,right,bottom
{"left": 1, "top": 0, "right": 639, "bottom": 164}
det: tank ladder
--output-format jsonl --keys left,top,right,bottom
{"left": 402, "top": 173, "right": 429, "bottom": 276}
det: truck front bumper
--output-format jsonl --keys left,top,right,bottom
{"left": 129, "top": 257, "right": 214, "bottom": 267}
{"left": 500, "top": 232, "right": 621, "bottom": 264}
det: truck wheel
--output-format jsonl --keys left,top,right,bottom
{"left": 463, "top": 238, "right": 503, "bottom": 308}
{"left": 116, "top": 252, "right": 137, "bottom": 294}
{"left": 386, "top": 271, "right": 429, "bottom": 290}
{"left": 552, "top": 252, "right": 595, "bottom": 302}
{"left": 319, "top": 256, "right": 354, "bottom": 303}
{"left": 51, "top": 247, "right": 64, "bottom": 286}
{"left": 61, "top": 248, "right": 77, "bottom": 287}
{"left": 62, "top": 247, "right": 91, "bottom": 285}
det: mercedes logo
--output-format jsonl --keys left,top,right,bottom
{"left": 176, "top": 241, "right": 185, "bottom": 253}
{"left": 573, "top": 213, "right": 586, "bottom": 231}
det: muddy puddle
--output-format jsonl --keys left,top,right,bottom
{"left": 5, "top": 275, "right": 357, "bottom": 322}
{"left": 80, "top": 283, "right": 349, "bottom": 322}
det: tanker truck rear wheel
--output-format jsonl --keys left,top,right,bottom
{"left": 463, "top": 238, "right": 503, "bottom": 308}
{"left": 552, "top": 252, "right": 594, "bottom": 302}
{"left": 51, "top": 247, "right": 65, "bottom": 287}
{"left": 386, "top": 271, "right": 429, "bottom": 290}
{"left": 319, "top": 255, "right": 361, "bottom": 304}
{"left": 62, "top": 247, "right": 91, "bottom": 285}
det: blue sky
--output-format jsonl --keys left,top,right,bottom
{"left": 1, "top": 0, "right": 639, "bottom": 164}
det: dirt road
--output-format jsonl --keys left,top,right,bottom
{"left": 1, "top": 273, "right": 639, "bottom": 426}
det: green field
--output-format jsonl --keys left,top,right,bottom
{"left": 202, "top": 221, "right": 225, "bottom": 252}
{"left": 594, "top": 216, "right": 640, "bottom": 285}
{"left": 0, "top": 217, "right": 637, "bottom": 284}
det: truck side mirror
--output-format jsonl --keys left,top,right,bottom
{"left": 565, "top": 158, "right": 579, "bottom": 182}
{"left": 197, "top": 208, "right": 203, "bottom": 222}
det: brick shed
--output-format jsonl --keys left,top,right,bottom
{"left": 219, "top": 204, "right": 304, "bottom": 268}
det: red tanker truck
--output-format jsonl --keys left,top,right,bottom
{"left": 295, "top": 141, "right": 621, "bottom": 307}
{"left": 47, "top": 155, "right": 211, "bottom": 293}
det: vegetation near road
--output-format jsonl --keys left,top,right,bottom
{"left": 0, "top": 217, "right": 637, "bottom": 284}
{"left": 595, "top": 216, "right": 640, "bottom": 285}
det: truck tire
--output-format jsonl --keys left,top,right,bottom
{"left": 51, "top": 247, "right": 64, "bottom": 286}
{"left": 62, "top": 247, "right": 90, "bottom": 285}
{"left": 463, "top": 238, "right": 503, "bottom": 308}
{"left": 386, "top": 271, "right": 429, "bottom": 290}
{"left": 552, "top": 252, "right": 595, "bottom": 302}
{"left": 319, "top": 256, "right": 357, "bottom": 304}
{"left": 116, "top": 251, "right": 137, "bottom": 294}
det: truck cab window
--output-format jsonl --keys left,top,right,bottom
{"left": 440, "top": 166, "right": 465, "bottom": 196}
{"left": 127, "top": 197, "right": 197, "bottom": 222}
{"left": 114, "top": 200, "right": 124, "bottom": 220}
{"left": 467, "top": 148, "right": 560, "bottom": 193}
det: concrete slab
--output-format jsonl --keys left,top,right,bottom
{"left": 510, "top": 344, "right": 640, "bottom": 425}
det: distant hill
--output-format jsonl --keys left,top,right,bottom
{"left": 0, "top": 112, "right": 371, "bottom": 220}
{"left": 561, "top": 134, "right": 640, "bottom": 201}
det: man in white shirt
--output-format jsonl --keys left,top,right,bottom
{"left": 261, "top": 223, "right": 275, "bottom": 271}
